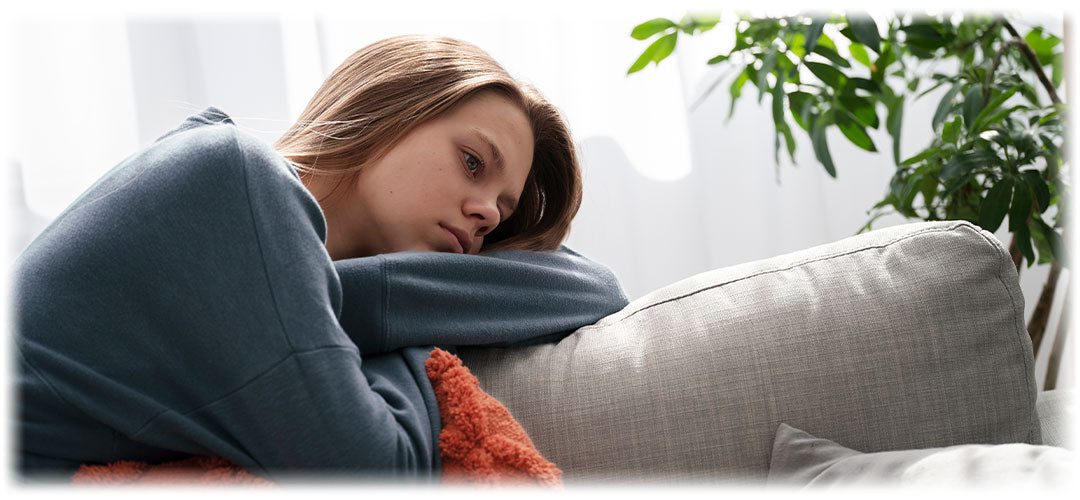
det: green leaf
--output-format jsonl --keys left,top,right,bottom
{"left": 916, "top": 78, "right": 948, "bottom": 99}
{"left": 707, "top": 53, "right": 729, "bottom": 65}
{"left": 919, "top": 170, "right": 938, "bottom": 207}
{"left": 1022, "top": 170, "right": 1050, "bottom": 212}
{"left": 932, "top": 84, "right": 961, "bottom": 131}
{"left": 811, "top": 116, "right": 837, "bottom": 177}
{"left": 838, "top": 90, "right": 879, "bottom": 128}
{"left": 631, "top": 18, "right": 677, "bottom": 40}
{"left": 847, "top": 14, "right": 881, "bottom": 53}
{"left": 678, "top": 12, "right": 722, "bottom": 35}
{"left": 805, "top": 61, "right": 846, "bottom": 88}
{"left": 970, "top": 85, "right": 1020, "bottom": 132}
{"left": 756, "top": 49, "right": 779, "bottom": 103}
{"left": 728, "top": 67, "right": 751, "bottom": 120}
{"left": 835, "top": 110, "right": 877, "bottom": 152}
{"left": 887, "top": 95, "right": 905, "bottom": 166}
{"left": 787, "top": 31, "right": 808, "bottom": 58}
{"left": 976, "top": 105, "right": 1030, "bottom": 135}
{"left": 871, "top": 41, "right": 895, "bottom": 83}
{"left": 771, "top": 67, "right": 787, "bottom": 128}
{"left": 899, "top": 172, "right": 923, "bottom": 211}
{"left": 812, "top": 45, "right": 852, "bottom": 68}
{"left": 1016, "top": 222, "right": 1036, "bottom": 268}
{"left": 788, "top": 91, "right": 815, "bottom": 131}
{"left": 627, "top": 32, "right": 678, "bottom": 74}
{"left": 942, "top": 173, "right": 975, "bottom": 200}
{"left": 1052, "top": 53, "right": 1064, "bottom": 88}
{"left": 1009, "top": 177, "right": 1032, "bottom": 232}
{"left": 1024, "top": 27, "right": 1060, "bottom": 64}
{"left": 1031, "top": 216, "right": 1067, "bottom": 266}
{"left": 745, "top": 20, "right": 782, "bottom": 44}
{"left": 848, "top": 77, "right": 881, "bottom": 93}
{"left": 901, "top": 147, "right": 942, "bottom": 166}
{"left": 940, "top": 149, "right": 997, "bottom": 180}
{"left": 901, "top": 23, "right": 945, "bottom": 46}
{"left": 979, "top": 177, "right": 1013, "bottom": 232}
{"left": 961, "top": 86, "right": 983, "bottom": 131}
{"left": 777, "top": 121, "right": 796, "bottom": 163}
{"left": 849, "top": 42, "right": 872, "bottom": 67}
{"left": 1029, "top": 217, "right": 1056, "bottom": 264}
{"left": 804, "top": 17, "right": 827, "bottom": 55}
{"left": 942, "top": 116, "right": 961, "bottom": 143}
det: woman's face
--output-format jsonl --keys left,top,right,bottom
{"left": 327, "top": 91, "right": 534, "bottom": 259}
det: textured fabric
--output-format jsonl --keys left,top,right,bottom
{"left": 425, "top": 348, "right": 561, "bottom": 486}
{"left": 458, "top": 220, "right": 1040, "bottom": 483}
{"left": 1037, "top": 389, "right": 1076, "bottom": 450}
{"left": 767, "top": 423, "right": 1076, "bottom": 488}
{"left": 14, "top": 107, "right": 627, "bottom": 481}
{"left": 72, "top": 456, "right": 272, "bottom": 486}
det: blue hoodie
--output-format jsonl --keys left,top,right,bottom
{"left": 14, "top": 107, "right": 628, "bottom": 482}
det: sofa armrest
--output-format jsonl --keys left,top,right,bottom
{"left": 458, "top": 221, "right": 1039, "bottom": 483}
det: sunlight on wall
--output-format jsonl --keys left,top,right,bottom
{"left": 13, "top": 19, "right": 139, "bottom": 220}
{"left": 299, "top": 3, "right": 698, "bottom": 183}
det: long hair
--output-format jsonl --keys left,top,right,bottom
{"left": 273, "top": 35, "right": 581, "bottom": 253}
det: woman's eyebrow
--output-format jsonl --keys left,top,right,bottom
{"left": 471, "top": 129, "right": 505, "bottom": 174}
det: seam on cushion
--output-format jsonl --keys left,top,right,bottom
{"left": 131, "top": 345, "right": 361, "bottom": 439}
{"left": 231, "top": 127, "right": 295, "bottom": 352}
{"left": 602, "top": 221, "right": 981, "bottom": 327}
{"left": 958, "top": 224, "right": 1037, "bottom": 442}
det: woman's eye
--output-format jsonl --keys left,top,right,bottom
{"left": 463, "top": 151, "right": 483, "bottom": 174}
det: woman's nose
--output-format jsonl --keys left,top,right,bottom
{"left": 464, "top": 198, "right": 500, "bottom": 238}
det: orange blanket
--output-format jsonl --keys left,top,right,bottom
{"left": 72, "top": 348, "right": 560, "bottom": 486}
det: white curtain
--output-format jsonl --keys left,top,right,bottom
{"left": 2, "top": 5, "right": 1071, "bottom": 389}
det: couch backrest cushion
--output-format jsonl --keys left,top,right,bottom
{"left": 458, "top": 221, "right": 1039, "bottom": 483}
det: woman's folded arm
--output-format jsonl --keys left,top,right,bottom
{"left": 334, "top": 246, "right": 629, "bottom": 354}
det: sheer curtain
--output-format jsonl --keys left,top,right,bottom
{"left": 2, "top": 6, "right": 1071, "bottom": 388}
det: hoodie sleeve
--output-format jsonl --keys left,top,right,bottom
{"left": 334, "top": 246, "right": 628, "bottom": 355}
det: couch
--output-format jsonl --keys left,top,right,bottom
{"left": 458, "top": 220, "right": 1076, "bottom": 486}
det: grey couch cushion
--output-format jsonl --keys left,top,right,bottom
{"left": 767, "top": 423, "right": 1074, "bottom": 488}
{"left": 458, "top": 221, "right": 1039, "bottom": 483}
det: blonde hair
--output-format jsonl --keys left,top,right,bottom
{"left": 274, "top": 35, "right": 581, "bottom": 253}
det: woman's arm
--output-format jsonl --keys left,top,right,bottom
{"left": 334, "top": 246, "right": 629, "bottom": 354}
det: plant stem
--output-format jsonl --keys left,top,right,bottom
{"left": 998, "top": 16, "right": 1068, "bottom": 363}
{"left": 1028, "top": 259, "right": 1062, "bottom": 356}
{"left": 998, "top": 17, "right": 1062, "bottom": 105}
{"left": 1009, "top": 235, "right": 1023, "bottom": 277}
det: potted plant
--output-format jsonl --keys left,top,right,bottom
{"left": 629, "top": 11, "right": 1069, "bottom": 386}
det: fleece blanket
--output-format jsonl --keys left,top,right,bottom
{"left": 72, "top": 348, "right": 560, "bottom": 486}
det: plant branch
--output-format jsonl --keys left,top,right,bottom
{"left": 998, "top": 17, "right": 1062, "bottom": 105}
{"left": 1028, "top": 259, "right": 1062, "bottom": 356}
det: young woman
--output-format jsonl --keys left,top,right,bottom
{"left": 14, "top": 35, "right": 627, "bottom": 481}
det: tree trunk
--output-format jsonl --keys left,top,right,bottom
{"left": 1027, "top": 261, "right": 1062, "bottom": 357}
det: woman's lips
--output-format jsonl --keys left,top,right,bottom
{"left": 440, "top": 225, "right": 466, "bottom": 254}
